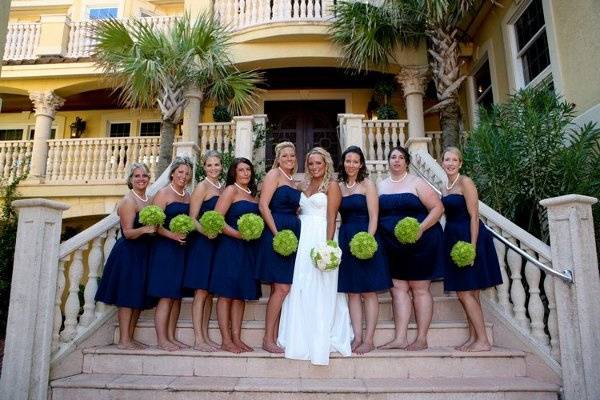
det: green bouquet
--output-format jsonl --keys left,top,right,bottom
{"left": 169, "top": 214, "right": 195, "bottom": 236}
{"left": 138, "top": 205, "right": 166, "bottom": 226}
{"left": 394, "top": 217, "right": 420, "bottom": 244}
{"left": 451, "top": 241, "right": 476, "bottom": 268}
{"left": 272, "top": 229, "right": 299, "bottom": 256}
{"left": 199, "top": 210, "right": 225, "bottom": 237}
{"left": 349, "top": 232, "right": 378, "bottom": 260}
{"left": 237, "top": 213, "right": 265, "bottom": 241}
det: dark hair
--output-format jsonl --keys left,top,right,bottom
{"left": 388, "top": 146, "right": 411, "bottom": 166}
{"left": 226, "top": 157, "right": 257, "bottom": 196}
{"left": 338, "top": 146, "right": 368, "bottom": 183}
{"left": 169, "top": 157, "right": 194, "bottom": 182}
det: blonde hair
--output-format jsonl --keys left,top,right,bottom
{"left": 443, "top": 146, "right": 463, "bottom": 163}
{"left": 126, "top": 162, "right": 150, "bottom": 189}
{"left": 271, "top": 141, "right": 297, "bottom": 175}
{"left": 304, "top": 147, "right": 334, "bottom": 193}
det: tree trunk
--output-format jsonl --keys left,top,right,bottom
{"left": 157, "top": 120, "right": 176, "bottom": 176}
{"left": 440, "top": 101, "right": 461, "bottom": 149}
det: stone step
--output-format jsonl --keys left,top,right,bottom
{"left": 139, "top": 295, "right": 465, "bottom": 322}
{"left": 83, "top": 346, "right": 518, "bottom": 379}
{"left": 51, "top": 373, "right": 559, "bottom": 400}
{"left": 119, "top": 319, "right": 493, "bottom": 348}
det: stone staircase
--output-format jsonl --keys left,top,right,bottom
{"left": 49, "top": 282, "right": 560, "bottom": 399}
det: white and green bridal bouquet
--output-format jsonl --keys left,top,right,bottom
{"left": 311, "top": 240, "right": 342, "bottom": 272}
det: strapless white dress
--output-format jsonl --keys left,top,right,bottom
{"left": 277, "top": 192, "right": 353, "bottom": 365}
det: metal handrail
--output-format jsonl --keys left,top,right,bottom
{"left": 411, "top": 166, "right": 574, "bottom": 283}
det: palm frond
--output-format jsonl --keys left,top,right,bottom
{"left": 208, "top": 69, "right": 264, "bottom": 115}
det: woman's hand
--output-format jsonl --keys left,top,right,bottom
{"left": 142, "top": 225, "right": 158, "bottom": 235}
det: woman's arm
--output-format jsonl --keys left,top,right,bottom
{"left": 215, "top": 186, "right": 242, "bottom": 239}
{"left": 189, "top": 182, "right": 211, "bottom": 237}
{"left": 462, "top": 176, "right": 480, "bottom": 248}
{"left": 120, "top": 197, "right": 157, "bottom": 239}
{"left": 415, "top": 178, "right": 444, "bottom": 239}
{"left": 153, "top": 189, "right": 186, "bottom": 243}
{"left": 259, "top": 170, "right": 279, "bottom": 235}
{"left": 326, "top": 181, "right": 342, "bottom": 241}
{"left": 364, "top": 179, "right": 379, "bottom": 236}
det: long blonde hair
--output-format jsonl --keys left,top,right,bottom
{"left": 271, "top": 141, "right": 297, "bottom": 174}
{"left": 304, "top": 147, "right": 334, "bottom": 193}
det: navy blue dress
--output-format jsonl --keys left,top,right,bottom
{"left": 209, "top": 200, "right": 262, "bottom": 300}
{"left": 256, "top": 185, "right": 301, "bottom": 284}
{"left": 147, "top": 202, "right": 189, "bottom": 299}
{"left": 95, "top": 212, "right": 153, "bottom": 309}
{"left": 183, "top": 196, "right": 219, "bottom": 291}
{"left": 337, "top": 194, "right": 392, "bottom": 293}
{"left": 442, "top": 194, "right": 503, "bottom": 291}
{"left": 378, "top": 193, "right": 444, "bottom": 281}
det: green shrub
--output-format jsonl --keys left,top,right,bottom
{"left": 376, "top": 104, "right": 399, "bottom": 119}
{"left": 213, "top": 105, "right": 232, "bottom": 122}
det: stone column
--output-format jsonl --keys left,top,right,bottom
{"left": 252, "top": 114, "right": 267, "bottom": 167}
{"left": 539, "top": 194, "right": 600, "bottom": 400}
{"left": 35, "top": 15, "right": 70, "bottom": 57}
{"left": 28, "top": 91, "right": 64, "bottom": 180}
{"left": 338, "top": 113, "right": 365, "bottom": 151}
{"left": 396, "top": 66, "right": 430, "bottom": 139}
{"left": 233, "top": 116, "right": 254, "bottom": 161}
{"left": 182, "top": 88, "right": 203, "bottom": 144}
{"left": 0, "top": 199, "right": 69, "bottom": 400}
{"left": 405, "top": 137, "right": 432, "bottom": 154}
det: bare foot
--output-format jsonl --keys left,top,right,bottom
{"left": 117, "top": 341, "right": 139, "bottom": 350}
{"left": 193, "top": 341, "right": 217, "bottom": 352}
{"left": 351, "top": 339, "right": 362, "bottom": 352}
{"left": 234, "top": 339, "right": 254, "bottom": 352}
{"left": 455, "top": 336, "right": 474, "bottom": 351}
{"left": 157, "top": 341, "right": 179, "bottom": 352}
{"left": 465, "top": 340, "right": 492, "bottom": 352}
{"left": 355, "top": 342, "right": 375, "bottom": 355}
{"left": 262, "top": 341, "right": 284, "bottom": 354}
{"left": 221, "top": 342, "right": 242, "bottom": 354}
{"left": 378, "top": 339, "right": 409, "bottom": 350}
{"left": 170, "top": 339, "right": 189, "bottom": 349}
{"left": 406, "top": 338, "right": 428, "bottom": 351}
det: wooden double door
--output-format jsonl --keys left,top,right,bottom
{"left": 265, "top": 100, "right": 345, "bottom": 171}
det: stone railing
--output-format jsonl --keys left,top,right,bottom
{"left": 45, "top": 136, "right": 160, "bottom": 184}
{"left": 0, "top": 140, "right": 33, "bottom": 181}
{"left": 3, "top": 23, "right": 41, "bottom": 61}
{"left": 425, "top": 130, "right": 442, "bottom": 161}
{"left": 199, "top": 121, "right": 236, "bottom": 156}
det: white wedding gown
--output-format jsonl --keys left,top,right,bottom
{"left": 277, "top": 192, "right": 353, "bottom": 365}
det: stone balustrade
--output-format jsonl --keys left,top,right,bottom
{"left": 425, "top": 130, "right": 442, "bottom": 160}
{"left": 0, "top": 140, "right": 33, "bottom": 181}
{"left": 198, "top": 121, "right": 236, "bottom": 157}
{"left": 3, "top": 23, "right": 41, "bottom": 61}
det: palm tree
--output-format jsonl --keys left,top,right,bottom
{"left": 330, "top": 0, "right": 494, "bottom": 148}
{"left": 93, "top": 14, "right": 261, "bottom": 174}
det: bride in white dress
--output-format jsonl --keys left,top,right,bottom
{"left": 278, "top": 147, "right": 353, "bottom": 365}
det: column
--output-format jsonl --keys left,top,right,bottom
{"left": 396, "top": 65, "right": 429, "bottom": 139}
{"left": 35, "top": 15, "right": 70, "bottom": 57}
{"left": 337, "top": 113, "right": 365, "bottom": 151}
{"left": 539, "top": 194, "right": 600, "bottom": 400}
{"left": 28, "top": 91, "right": 64, "bottom": 180}
{"left": 0, "top": 199, "right": 69, "bottom": 400}
{"left": 234, "top": 116, "right": 254, "bottom": 160}
{"left": 182, "top": 87, "right": 203, "bottom": 144}
{"left": 252, "top": 114, "right": 267, "bottom": 165}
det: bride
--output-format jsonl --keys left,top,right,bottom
{"left": 277, "top": 147, "right": 353, "bottom": 365}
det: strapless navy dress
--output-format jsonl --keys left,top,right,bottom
{"left": 256, "top": 185, "right": 301, "bottom": 284}
{"left": 442, "top": 194, "right": 503, "bottom": 291}
{"left": 183, "top": 196, "right": 219, "bottom": 291}
{"left": 95, "top": 213, "right": 153, "bottom": 309}
{"left": 378, "top": 193, "right": 444, "bottom": 281}
{"left": 147, "top": 202, "right": 189, "bottom": 299}
{"left": 337, "top": 194, "right": 392, "bottom": 293}
{"left": 209, "top": 200, "right": 262, "bottom": 300}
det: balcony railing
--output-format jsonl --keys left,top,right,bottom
{"left": 0, "top": 140, "right": 33, "bottom": 181}
{"left": 3, "top": 23, "right": 41, "bottom": 61}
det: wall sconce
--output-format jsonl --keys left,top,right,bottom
{"left": 70, "top": 117, "right": 86, "bottom": 138}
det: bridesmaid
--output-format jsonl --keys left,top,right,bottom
{"left": 210, "top": 158, "right": 262, "bottom": 353}
{"left": 337, "top": 146, "right": 391, "bottom": 354}
{"left": 184, "top": 150, "right": 224, "bottom": 352}
{"left": 147, "top": 157, "right": 193, "bottom": 351}
{"left": 256, "top": 142, "right": 301, "bottom": 353}
{"left": 441, "top": 147, "right": 502, "bottom": 352}
{"left": 96, "top": 163, "right": 157, "bottom": 349}
{"left": 378, "top": 147, "right": 444, "bottom": 351}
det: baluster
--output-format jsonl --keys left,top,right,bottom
{"left": 124, "top": 139, "right": 134, "bottom": 174}
{"left": 110, "top": 141, "right": 119, "bottom": 179}
{"left": 116, "top": 139, "right": 127, "bottom": 178}
{"left": 208, "top": 125, "right": 216, "bottom": 151}
{"left": 230, "top": 123, "right": 236, "bottom": 148}
{"left": 524, "top": 248, "right": 549, "bottom": 345}
{"left": 9, "top": 143, "right": 18, "bottom": 181}
{"left": 216, "top": 125, "right": 224, "bottom": 153}
{"left": 389, "top": 122, "right": 398, "bottom": 149}
{"left": 382, "top": 121, "right": 391, "bottom": 158}
{"left": 60, "top": 246, "right": 86, "bottom": 342}
{"left": 542, "top": 255, "right": 560, "bottom": 360}
{"left": 0, "top": 147, "right": 6, "bottom": 178}
{"left": 292, "top": 0, "right": 300, "bottom": 18}
{"left": 58, "top": 142, "right": 68, "bottom": 181}
{"left": 83, "top": 140, "right": 94, "bottom": 181}
{"left": 80, "top": 237, "right": 103, "bottom": 327}
{"left": 223, "top": 125, "right": 231, "bottom": 153}
{"left": 399, "top": 122, "right": 406, "bottom": 146}
{"left": 506, "top": 238, "right": 528, "bottom": 329}
{"left": 374, "top": 123, "right": 383, "bottom": 161}
{"left": 17, "top": 144, "right": 27, "bottom": 176}
{"left": 284, "top": 0, "right": 293, "bottom": 19}
{"left": 300, "top": 0, "right": 307, "bottom": 18}
{"left": 493, "top": 235, "right": 511, "bottom": 313}
{"left": 64, "top": 141, "right": 75, "bottom": 180}
{"left": 143, "top": 141, "right": 154, "bottom": 180}
{"left": 365, "top": 122, "right": 374, "bottom": 161}
{"left": 51, "top": 257, "right": 68, "bottom": 353}
{"left": 91, "top": 140, "right": 100, "bottom": 181}
{"left": 272, "top": 0, "right": 281, "bottom": 20}
{"left": 46, "top": 142, "right": 55, "bottom": 179}
{"left": 76, "top": 141, "right": 87, "bottom": 180}
{"left": 314, "top": 0, "right": 321, "bottom": 18}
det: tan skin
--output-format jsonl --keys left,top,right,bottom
{"left": 442, "top": 149, "right": 492, "bottom": 352}
{"left": 378, "top": 149, "right": 444, "bottom": 351}
{"left": 188, "top": 156, "right": 224, "bottom": 352}
{"left": 214, "top": 162, "right": 257, "bottom": 354}
{"left": 152, "top": 164, "right": 192, "bottom": 352}
{"left": 338, "top": 152, "right": 380, "bottom": 355}
{"left": 259, "top": 146, "right": 299, "bottom": 354}
{"left": 116, "top": 167, "right": 157, "bottom": 350}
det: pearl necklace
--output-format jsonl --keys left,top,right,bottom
{"left": 169, "top": 183, "right": 186, "bottom": 197}
{"left": 234, "top": 182, "right": 251, "bottom": 194}
{"left": 131, "top": 189, "right": 148, "bottom": 202}
{"left": 446, "top": 173, "right": 460, "bottom": 190}
{"left": 205, "top": 177, "right": 222, "bottom": 190}
{"left": 390, "top": 172, "right": 408, "bottom": 183}
{"left": 345, "top": 180, "right": 357, "bottom": 189}
{"left": 278, "top": 167, "right": 294, "bottom": 181}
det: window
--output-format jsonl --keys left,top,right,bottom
{"left": 474, "top": 59, "right": 494, "bottom": 109}
{"left": 513, "top": 0, "right": 551, "bottom": 86}
{"left": 0, "top": 129, "right": 24, "bottom": 141}
{"left": 29, "top": 128, "right": 56, "bottom": 140}
{"left": 109, "top": 122, "right": 131, "bottom": 137}
{"left": 139, "top": 121, "right": 161, "bottom": 136}
{"left": 88, "top": 7, "right": 118, "bottom": 20}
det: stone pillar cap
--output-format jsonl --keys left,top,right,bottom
{"left": 540, "top": 194, "right": 598, "bottom": 207}
{"left": 173, "top": 142, "right": 200, "bottom": 151}
{"left": 12, "top": 198, "right": 70, "bottom": 211}
{"left": 406, "top": 137, "right": 432, "bottom": 146}
{"left": 233, "top": 116, "right": 254, "bottom": 121}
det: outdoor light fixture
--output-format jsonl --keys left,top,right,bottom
{"left": 70, "top": 117, "right": 86, "bottom": 138}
